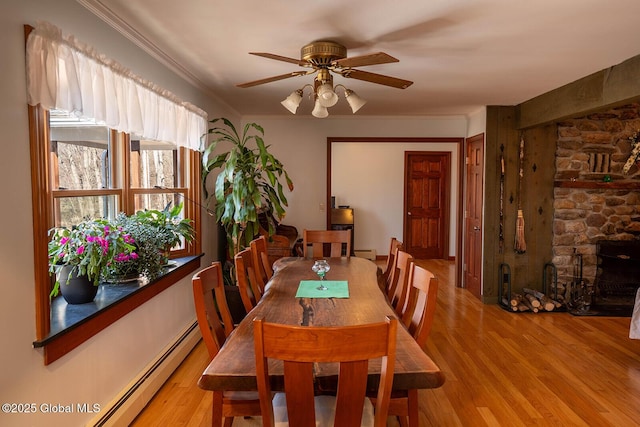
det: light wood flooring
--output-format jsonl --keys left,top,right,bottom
{"left": 132, "top": 259, "right": 640, "bottom": 426}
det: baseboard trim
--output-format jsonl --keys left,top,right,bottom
{"left": 89, "top": 320, "right": 201, "bottom": 427}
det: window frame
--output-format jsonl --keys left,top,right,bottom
{"left": 29, "top": 104, "right": 202, "bottom": 364}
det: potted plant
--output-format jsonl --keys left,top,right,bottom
{"left": 106, "top": 213, "right": 166, "bottom": 281}
{"left": 201, "top": 118, "right": 294, "bottom": 257}
{"left": 48, "top": 218, "right": 137, "bottom": 303}
{"left": 132, "top": 202, "right": 195, "bottom": 259}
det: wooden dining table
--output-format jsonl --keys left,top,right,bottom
{"left": 198, "top": 256, "right": 445, "bottom": 393}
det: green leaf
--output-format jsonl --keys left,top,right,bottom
{"left": 277, "top": 182, "right": 288, "bottom": 206}
{"left": 214, "top": 172, "right": 227, "bottom": 203}
{"left": 265, "top": 169, "right": 276, "bottom": 186}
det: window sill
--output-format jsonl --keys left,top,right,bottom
{"left": 33, "top": 255, "right": 203, "bottom": 365}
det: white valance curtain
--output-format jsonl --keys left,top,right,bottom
{"left": 26, "top": 21, "right": 208, "bottom": 151}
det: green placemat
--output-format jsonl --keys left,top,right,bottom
{"left": 295, "top": 280, "right": 349, "bottom": 298}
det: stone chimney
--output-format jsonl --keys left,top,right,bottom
{"left": 552, "top": 104, "right": 640, "bottom": 287}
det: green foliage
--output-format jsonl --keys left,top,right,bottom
{"left": 48, "top": 203, "right": 196, "bottom": 297}
{"left": 132, "top": 202, "right": 195, "bottom": 250}
{"left": 109, "top": 213, "right": 167, "bottom": 281}
{"left": 201, "top": 118, "right": 294, "bottom": 257}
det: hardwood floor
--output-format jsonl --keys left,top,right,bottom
{"left": 132, "top": 259, "right": 640, "bottom": 426}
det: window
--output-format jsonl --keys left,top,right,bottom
{"left": 30, "top": 105, "right": 203, "bottom": 364}
{"left": 25, "top": 22, "right": 207, "bottom": 364}
{"left": 49, "top": 110, "right": 120, "bottom": 227}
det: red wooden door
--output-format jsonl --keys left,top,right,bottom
{"left": 464, "top": 135, "right": 484, "bottom": 299}
{"left": 403, "top": 152, "right": 450, "bottom": 259}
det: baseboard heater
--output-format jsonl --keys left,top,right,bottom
{"left": 90, "top": 321, "right": 201, "bottom": 427}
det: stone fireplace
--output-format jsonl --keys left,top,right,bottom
{"left": 552, "top": 104, "right": 640, "bottom": 313}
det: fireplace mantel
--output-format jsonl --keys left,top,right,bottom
{"left": 554, "top": 180, "right": 640, "bottom": 189}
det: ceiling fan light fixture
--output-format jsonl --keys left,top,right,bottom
{"left": 237, "top": 40, "right": 413, "bottom": 118}
{"left": 280, "top": 89, "right": 303, "bottom": 114}
{"left": 311, "top": 97, "right": 329, "bottom": 118}
{"left": 317, "top": 82, "right": 338, "bottom": 108}
{"left": 344, "top": 89, "right": 367, "bottom": 113}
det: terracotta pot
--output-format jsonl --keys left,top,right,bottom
{"left": 57, "top": 265, "right": 98, "bottom": 304}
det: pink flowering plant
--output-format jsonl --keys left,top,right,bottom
{"left": 48, "top": 218, "right": 137, "bottom": 297}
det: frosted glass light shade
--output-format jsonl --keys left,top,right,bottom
{"left": 317, "top": 83, "right": 338, "bottom": 107}
{"left": 345, "top": 89, "right": 366, "bottom": 113}
{"left": 311, "top": 97, "right": 329, "bottom": 118}
{"left": 280, "top": 90, "right": 303, "bottom": 114}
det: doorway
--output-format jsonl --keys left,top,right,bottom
{"left": 403, "top": 152, "right": 450, "bottom": 259}
{"left": 464, "top": 134, "right": 484, "bottom": 298}
{"left": 327, "top": 137, "right": 464, "bottom": 286}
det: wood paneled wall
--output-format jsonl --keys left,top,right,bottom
{"left": 482, "top": 53, "right": 640, "bottom": 301}
{"left": 483, "top": 108, "right": 555, "bottom": 302}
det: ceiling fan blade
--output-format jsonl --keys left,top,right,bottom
{"left": 340, "top": 69, "right": 413, "bottom": 89}
{"left": 249, "top": 52, "right": 308, "bottom": 67}
{"left": 236, "top": 71, "right": 310, "bottom": 88}
{"left": 332, "top": 52, "right": 398, "bottom": 68}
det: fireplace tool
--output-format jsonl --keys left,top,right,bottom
{"left": 568, "top": 250, "right": 593, "bottom": 312}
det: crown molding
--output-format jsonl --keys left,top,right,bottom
{"left": 76, "top": 0, "right": 224, "bottom": 105}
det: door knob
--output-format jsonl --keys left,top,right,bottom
{"left": 474, "top": 226, "right": 481, "bottom": 231}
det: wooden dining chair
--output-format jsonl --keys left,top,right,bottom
{"left": 375, "top": 262, "right": 439, "bottom": 427}
{"left": 192, "top": 262, "right": 262, "bottom": 427}
{"left": 235, "top": 248, "right": 262, "bottom": 313}
{"left": 403, "top": 262, "right": 439, "bottom": 342}
{"left": 379, "top": 238, "right": 403, "bottom": 292}
{"left": 250, "top": 235, "right": 273, "bottom": 293}
{"left": 387, "top": 249, "right": 414, "bottom": 318}
{"left": 253, "top": 316, "right": 397, "bottom": 427}
{"left": 302, "top": 229, "right": 351, "bottom": 258}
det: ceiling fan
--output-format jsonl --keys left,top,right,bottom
{"left": 236, "top": 40, "right": 413, "bottom": 117}
{"left": 236, "top": 40, "right": 413, "bottom": 89}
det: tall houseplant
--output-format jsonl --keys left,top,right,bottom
{"left": 201, "top": 118, "right": 294, "bottom": 257}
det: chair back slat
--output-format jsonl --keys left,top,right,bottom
{"left": 335, "top": 360, "right": 370, "bottom": 424}
{"left": 282, "top": 361, "right": 317, "bottom": 425}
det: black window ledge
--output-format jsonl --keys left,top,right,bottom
{"left": 33, "top": 255, "right": 203, "bottom": 365}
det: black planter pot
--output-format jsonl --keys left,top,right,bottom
{"left": 58, "top": 266, "right": 98, "bottom": 304}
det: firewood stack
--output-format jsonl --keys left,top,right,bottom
{"left": 501, "top": 287, "right": 566, "bottom": 313}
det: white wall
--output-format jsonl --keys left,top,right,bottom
{"left": 466, "top": 106, "right": 487, "bottom": 138}
{"left": 241, "top": 116, "right": 467, "bottom": 257}
{"left": 0, "top": 2, "right": 233, "bottom": 426}
{"left": 332, "top": 141, "right": 459, "bottom": 256}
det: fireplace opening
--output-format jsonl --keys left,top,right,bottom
{"left": 570, "top": 240, "right": 640, "bottom": 316}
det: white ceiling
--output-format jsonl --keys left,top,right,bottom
{"left": 83, "top": 0, "right": 640, "bottom": 118}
